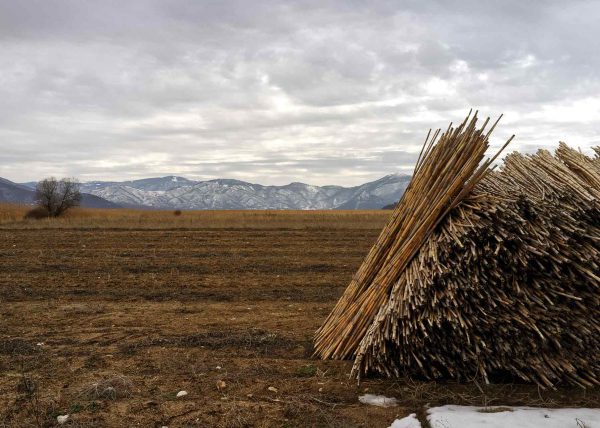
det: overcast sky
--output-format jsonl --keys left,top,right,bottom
{"left": 1, "top": 0, "right": 599, "bottom": 185}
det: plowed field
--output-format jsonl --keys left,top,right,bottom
{"left": 1, "top": 208, "right": 597, "bottom": 427}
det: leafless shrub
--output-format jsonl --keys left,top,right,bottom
{"left": 75, "top": 375, "right": 134, "bottom": 401}
{"left": 35, "top": 177, "right": 81, "bottom": 217}
{"left": 174, "top": 209, "right": 182, "bottom": 216}
{"left": 15, "top": 359, "right": 56, "bottom": 428}
{"left": 23, "top": 206, "right": 50, "bottom": 220}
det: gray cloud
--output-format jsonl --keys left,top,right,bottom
{"left": 0, "top": 0, "right": 599, "bottom": 185}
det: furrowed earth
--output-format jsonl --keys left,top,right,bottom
{"left": 1, "top": 207, "right": 598, "bottom": 427}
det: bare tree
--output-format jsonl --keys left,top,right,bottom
{"left": 35, "top": 177, "right": 81, "bottom": 217}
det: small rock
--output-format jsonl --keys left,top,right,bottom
{"left": 267, "top": 386, "right": 278, "bottom": 393}
{"left": 216, "top": 366, "right": 222, "bottom": 370}
{"left": 247, "top": 393, "right": 254, "bottom": 398}
{"left": 57, "top": 414, "right": 69, "bottom": 424}
{"left": 359, "top": 394, "right": 398, "bottom": 408}
{"left": 318, "top": 387, "right": 323, "bottom": 392}
{"left": 144, "top": 400, "right": 158, "bottom": 407}
{"left": 176, "top": 390, "right": 188, "bottom": 398}
{"left": 216, "top": 380, "right": 226, "bottom": 391}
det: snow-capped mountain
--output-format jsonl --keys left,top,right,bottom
{"left": 78, "top": 174, "right": 411, "bottom": 210}
{"left": 82, "top": 176, "right": 196, "bottom": 192}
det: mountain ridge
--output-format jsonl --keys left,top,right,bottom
{"left": 77, "top": 174, "right": 411, "bottom": 210}
{"left": 4, "top": 174, "right": 411, "bottom": 210}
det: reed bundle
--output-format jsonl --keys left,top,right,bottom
{"left": 314, "top": 114, "right": 600, "bottom": 388}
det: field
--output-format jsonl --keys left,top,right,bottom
{"left": 1, "top": 206, "right": 598, "bottom": 427}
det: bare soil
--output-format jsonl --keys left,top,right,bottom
{"left": 1, "top": 210, "right": 598, "bottom": 427}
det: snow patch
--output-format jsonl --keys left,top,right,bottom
{"left": 389, "top": 413, "right": 421, "bottom": 428}
{"left": 359, "top": 394, "right": 398, "bottom": 407}
{"left": 427, "top": 405, "right": 600, "bottom": 428}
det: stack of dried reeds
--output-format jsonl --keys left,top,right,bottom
{"left": 314, "top": 114, "right": 600, "bottom": 388}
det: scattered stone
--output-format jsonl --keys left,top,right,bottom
{"left": 216, "top": 380, "right": 226, "bottom": 391}
{"left": 57, "top": 414, "right": 69, "bottom": 424}
{"left": 359, "top": 394, "right": 398, "bottom": 408}
{"left": 176, "top": 390, "right": 188, "bottom": 398}
{"left": 267, "top": 386, "right": 278, "bottom": 393}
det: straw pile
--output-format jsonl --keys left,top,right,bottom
{"left": 314, "top": 113, "right": 600, "bottom": 388}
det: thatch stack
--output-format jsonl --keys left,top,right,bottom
{"left": 314, "top": 114, "right": 600, "bottom": 388}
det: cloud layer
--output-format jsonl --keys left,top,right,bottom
{"left": 1, "top": 0, "right": 599, "bottom": 185}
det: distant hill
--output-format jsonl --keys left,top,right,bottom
{"left": 0, "top": 177, "right": 121, "bottom": 208}
{"left": 77, "top": 174, "right": 412, "bottom": 210}
{"left": 0, "top": 177, "right": 35, "bottom": 203}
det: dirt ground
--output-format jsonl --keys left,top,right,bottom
{"left": 1, "top": 209, "right": 598, "bottom": 427}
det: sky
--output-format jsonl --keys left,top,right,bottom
{"left": 1, "top": 0, "right": 599, "bottom": 186}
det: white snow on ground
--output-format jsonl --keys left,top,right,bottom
{"left": 359, "top": 394, "right": 398, "bottom": 407}
{"left": 388, "top": 413, "right": 421, "bottom": 428}
{"left": 427, "top": 405, "right": 600, "bottom": 428}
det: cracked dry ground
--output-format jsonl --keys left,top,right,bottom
{"left": 1, "top": 215, "right": 599, "bottom": 427}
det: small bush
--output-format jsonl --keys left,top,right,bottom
{"left": 75, "top": 375, "right": 134, "bottom": 400}
{"left": 174, "top": 209, "right": 182, "bottom": 216}
{"left": 23, "top": 207, "right": 50, "bottom": 220}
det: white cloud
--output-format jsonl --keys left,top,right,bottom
{"left": 0, "top": 0, "right": 598, "bottom": 185}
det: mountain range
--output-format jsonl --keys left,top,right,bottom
{"left": 2, "top": 174, "right": 411, "bottom": 210}
{"left": 0, "top": 177, "right": 120, "bottom": 209}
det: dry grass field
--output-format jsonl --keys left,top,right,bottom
{"left": 1, "top": 205, "right": 598, "bottom": 427}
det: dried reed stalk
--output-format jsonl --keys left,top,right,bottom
{"left": 315, "top": 115, "right": 600, "bottom": 388}
{"left": 314, "top": 112, "right": 512, "bottom": 360}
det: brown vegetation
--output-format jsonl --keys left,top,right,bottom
{"left": 0, "top": 209, "right": 598, "bottom": 426}
{"left": 23, "top": 206, "right": 50, "bottom": 220}
{"left": 1, "top": 206, "right": 390, "bottom": 229}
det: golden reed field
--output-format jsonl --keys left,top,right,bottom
{"left": 1, "top": 204, "right": 598, "bottom": 427}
